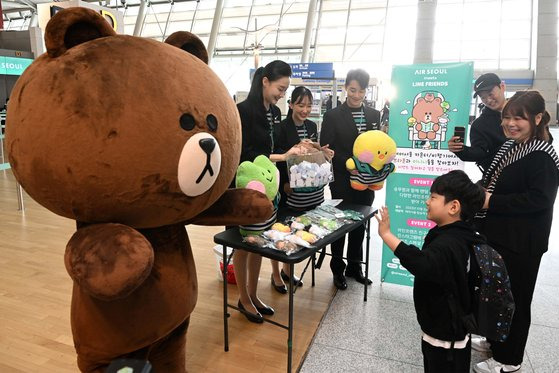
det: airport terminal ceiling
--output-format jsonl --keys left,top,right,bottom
{"left": 0, "top": 0, "right": 555, "bottom": 108}
{"left": 0, "top": 1, "right": 539, "bottom": 67}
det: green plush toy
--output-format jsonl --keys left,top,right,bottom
{"left": 236, "top": 155, "right": 280, "bottom": 236}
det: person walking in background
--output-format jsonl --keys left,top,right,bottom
{"left": 325, "top": 94, "right": 341, "bottom": 111}
{"left": 448, "top": 73, "right": 507, "bottom": 172}
{"left": 234, "top": 60, "right": 301, "bottom": 322}
{"left": 375, "top": 170, "right": 486, "bottom": 373}
{"left": 270, "top": 86, "right": 334, "bottom": 294}
{"left": 320, "top": 68, "right": 380, "bottom": 290}
{"left": 473, "top": 91, "right": 559, "bottom": 373}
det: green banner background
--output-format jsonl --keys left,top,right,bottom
{"left": 381, "top": 62, "right": 473, "bottom": 286}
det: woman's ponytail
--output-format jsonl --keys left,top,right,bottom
{"left": 247, "top": 67, "right": 265, "bottom": 102}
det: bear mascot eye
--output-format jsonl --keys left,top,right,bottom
{"left": 206, "top": 114, "right": 218, "bottom": 131}
{"left": 180, "top": 113, "right": 196, "bottom": 131}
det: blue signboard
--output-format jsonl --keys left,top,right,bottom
{"left": 0, "top": 56, "right": 33, "bottom": 76}
{"left": 289, "top": 63, "right": 333, "bottom": 79}
{"left": 249, "top": 63, "right": 334, "bottom": 81}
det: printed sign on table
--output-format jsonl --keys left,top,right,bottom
{"left": 381, "top": 62, "right": 473, "bottom": 286}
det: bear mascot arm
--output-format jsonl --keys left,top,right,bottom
{"left": 64, "top": 188, "right": 273, "bottom": 301}
{"left": 190, "top": 188, "right": 273, "bottom": 226}
{"left": 65, "top": 223, "right": 155, "bottom": 301}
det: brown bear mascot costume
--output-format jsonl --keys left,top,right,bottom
{"left": 5, "top": 7, "right": 272, "bottom": 373}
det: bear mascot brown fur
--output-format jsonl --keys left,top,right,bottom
{"left": 5, "top": 7, "right": 272, "bottom": 372}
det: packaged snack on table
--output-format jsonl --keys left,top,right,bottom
{"left": 290, "top": 221, "right": 306, "bottom": 231}
{"left": 285, "top": 234, "right": 311, "bottom": 248}
{"left": 341, "top": 210, "right": 364, "bottom": 221}
{"left": 263, "top": 230, "right": 289, "bottom": 241}
{"left": 316, "top": 204, "right": 346, "bottom": 218}
{"left": 273, "top": 240, "right": 301, "bottom": 256}
{"left": 295, "top": 230, "right": 318, "bottom": 244}
{"left": 272, "top": 222, "right": 291, "bottom": 233}
{"left": 319, "top": 218, "right": 340, "bottom": 231}
{"left": 243, "top": 235, "right": 269, "bottom": 247}
{"left": 308, "top": 224, "right": 331, "bottom": 238}
{"left": 295, "top": 215, "right": 313, "bottom": 226}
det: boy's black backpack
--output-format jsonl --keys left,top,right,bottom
{"left": 457, "top": 243, "right": 515, "bottom": 342}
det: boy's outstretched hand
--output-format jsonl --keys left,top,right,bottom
{"left": 374, "top": 206, "right": 391, "bottom": 236}
{"left": 374, "top": 206, "right": 401, "bottom": 252}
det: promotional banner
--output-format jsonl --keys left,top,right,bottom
{"left": 381, "top": 62, "right": 473, "bottom": 286}
{"left": 0, "top": 57, "right": 33, "bottom": 76}
{"left": 1, "top": 57, "right": 34, "bottom": 170}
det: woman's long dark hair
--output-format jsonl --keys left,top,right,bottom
{"left": 247, "top": 60, "right": 292, "bottom": 105}
{"left": 502, "top": 90, "right": 551, "bottom": 142}
{"left": 286, "top": 86, "right": 314, "bottom": 119}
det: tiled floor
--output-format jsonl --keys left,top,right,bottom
{"left": 301, "top": 127, "right": 559, "bottom": 373}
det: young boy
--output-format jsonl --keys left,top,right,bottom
{"left": 375, "top": 170, "right": 486, "bottom": 373}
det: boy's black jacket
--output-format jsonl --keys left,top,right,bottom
{"left": 394, "top": 221, "right": 486, "bottom": 341}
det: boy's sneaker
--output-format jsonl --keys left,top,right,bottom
{"left": 472, "top": 336, "right": 492, "bottom": 352}
{"left": 474, "top": 357, "right": 521, "bottom": 373}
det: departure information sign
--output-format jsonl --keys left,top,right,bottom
{"left": 289, "top": 63, "right": 333, "bottom": 79}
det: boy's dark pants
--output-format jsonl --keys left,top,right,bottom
{"left": 421, "top": 339, "right": 471, "bottom": 373}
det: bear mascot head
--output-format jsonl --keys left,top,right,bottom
{"left": 5, "top": 7, "right": 272, "bottom": 372}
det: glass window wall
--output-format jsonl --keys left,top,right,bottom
{"left": 433, "top": 0, "right": 532, "bottom": 70}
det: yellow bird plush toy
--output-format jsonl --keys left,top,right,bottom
{"left": 346, "top": 130, "right": 397, "bottom": 191}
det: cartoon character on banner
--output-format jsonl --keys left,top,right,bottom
{"left": 406, "top": 92, "right": 451, "bottom": 149}
{"left": 346, "top": 130, "right": 397, "bottom": 191}
{"left": 5, "top": 7, "right": 273, "bottom": 373}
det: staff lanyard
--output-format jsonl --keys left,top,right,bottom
{"left": 356, "top": 105, "right": 365, "bottom": 130}
{"left": 296, "top": 121, "right": 308, "bottom": 140}
{"left": 268, "top": 108, "right": 274, "bottom": 153}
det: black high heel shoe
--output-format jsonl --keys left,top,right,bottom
{"left": 281, "top": 269, "right": 303, "bottom": 287}
{"left": 271, "top": 274, "right": 288, "bottom": 294}
{"left": 237, "top": 300, "right": 263, "bottom": 323}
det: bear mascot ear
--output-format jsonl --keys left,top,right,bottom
{"left": 45, "top": 7, "right": 116, "bottom": 58}
{"left": 165, "top": 31, "right": 209, "bottom": 64}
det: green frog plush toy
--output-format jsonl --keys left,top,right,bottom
{"left": 236, "top": 155, "right": 280, "bottom": 236}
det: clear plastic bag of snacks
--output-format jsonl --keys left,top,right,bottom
{"left": 286, "top": 150, "right": 333, "bottom": 191}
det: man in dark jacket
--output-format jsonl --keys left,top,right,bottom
{"left": 376, "top": 170, "right": 486, "bottom": 373}
{"left": 320, "top": 68, "right": 380, "bottom": 290}
{"left": 448, "top": 73, "right": 507, "bottom": 172}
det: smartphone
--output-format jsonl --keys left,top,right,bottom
{"left": 453, "top": 126, "right": 466, "bottom": 143}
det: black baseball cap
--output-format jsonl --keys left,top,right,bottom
{"left": 473, "top": 73, "right": 502, "bottom": 98}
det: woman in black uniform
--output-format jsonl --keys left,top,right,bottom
{"left": 270, "top": 86, "right": 334, "bottom": 293}
{"left": 234, "top": 60, "right": 300, "bottom": 322}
